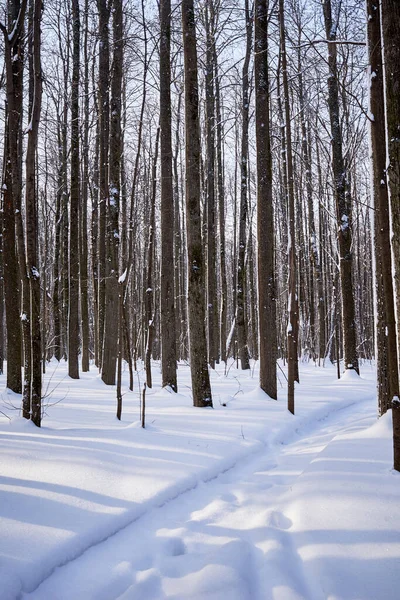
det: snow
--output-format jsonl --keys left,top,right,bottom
{"left": 118, "top": 269, "right": 127, "bottom": 284}
{"left": 0, "top": 360, "right": 399, "bottom": 599}
{"left": 225, "top": 317, "right": 236, "bottom": 355}
{"left": 8, "top": 14, "right": 20, "bottom": 43}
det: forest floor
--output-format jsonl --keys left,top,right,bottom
{"left": 0, "top": 359, "right": 399, "bottom": 600}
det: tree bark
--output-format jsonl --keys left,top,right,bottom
{"left": 255, "top": 0, "right": 277, "bottom": 398}
{"left": 381, "top": 0, "right": 400, "bottom": 359}
{"left": 367, "top": 0, "right": 399, "bottom": 415}
{"left": 323, "top": 0, "right": 359, "bottom": 374}
{"left": 25, "top": 0, "right": 42, "bottom": 426}
{"left": 2, "top": 119, "right": 22, "bottom": 393}
{"left": 160, "top": 0, "right": 178, "bottom": 391}
{"left": 381, "top": 0, "right": 400, "bottom": 471}
{"left": 1, "top": 0, "right": 30, "bottom": 415}
{"left": 205, "top": 0, "right": 219, "bottom": 368}
{"left": 145, "top": 127, "right": 160, "bottom": 389}
{"left": 214, "top": 55, "right": 227, "bottom": 364}
{"left": 236, "top": 0, "right": 252, "bottom": 371}
{"left": 279, "top": 0, "right": 298, "bottom": 414}
{"left": 80, "top": 0, "right": 90, "bottom": 373}
{"left": 102, "top": 0, "right": 122, "bottom": 385}
{"left": 182, "top": 0, "right": 212, "bottom": 407}
{"left": 68, "top": 0, "right": 80, "bottom": 380}
{"left": 97, "top": 0, "right": 110, "bottom": 371}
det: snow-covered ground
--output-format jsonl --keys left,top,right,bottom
{"left": 0, "top": 359, "right": 399, "bottom": 600}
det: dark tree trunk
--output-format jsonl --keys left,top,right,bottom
{"left": 323, "top": 0, "right": 359, "bottom": 374}
{"left": 53, "top": 125, "right": 62, "bottom": 363}
{"left": 173, "top": 90, "right": 184, "bottom": 360}
{"left": 1, "top": 0, "right": 29, "bottom": 413}
{"left": 381, "top": 0, "right": 400, "bottom": 472}
{"left": 2, "top": 127, "right": 22, "bottom": 393}
{"left": 316, "top": 136, "right": 328, "bottom": 363}
{"left": 214, "top": 55, "right": 227, "bottom": 364}
{"left": 255, "top": 0, "right": 277, "bottom": 398}
{"left": 145, "top": 128, "right": 160, "bottom": 389}
{"left": 68, "top": 0, "right": 80, "bottom": 380}
{"left": 236, "top": 0, "right": 252, "bottom": 371}
{"left": 97, "top": 0, "right": 110, "bottom": 371}
{"left": 118, "top": 0, "right": 148, "bottom": 394}
{"left": 367, "top": 0, "right": 399, "bottom": 415}
{"left": 205, "top": 0, "right": 219, "bottom": 368}
{"left": 248, "top": 224, "right": 258, "bottom": 359}
{"left": 182, "top": 0, "right": 212, "bottom": 407}
{"left": 102, "top": 0, "right": 122, "bottom": 386}
{"left": 160, "top": 0, "right": 178, "bottom": 391}
{"left": 80, "top": 0, "right": 90, "bottom": 373}
{"left": 60, "top": 54, "right": 69, "bottom": 362}
{"left": 0, "top": 191, "right": 4, "bottom": 377}
{"left": 279, "top": 0, "right": 298, "bottom": 414}
{"left": 25, "top": 0, "right": 42, "bottom": 426}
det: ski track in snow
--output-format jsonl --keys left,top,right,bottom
{"left": 22, "top": 396, "right": 372, "bottom": 600}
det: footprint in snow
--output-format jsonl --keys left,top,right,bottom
{"left": 157, "top": 535, "right": 186, "bottom": 557}
{"left": 267, "top": 510, "right": 292, "bottom": 530}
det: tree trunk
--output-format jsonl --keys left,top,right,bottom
{"left": 102, "top": 0, "right": 122, "bottom": 386}
{"left": 182, "top": 0, "right": 212, "bottom": 407}
{"left": 205, "top": 0, "right": 219, "bottom": 368}
{"left": 236, "top": 0, "right": 252, "bottom": 371}
{"left": 145, "top": 127, "right": 160, "bottom": 389}
{"left": 255, "top": 0, "right": 277, "bottom": 398}
{"left": 80, "top": 0, "right": 90, "bottom": 373}
{"left": 53, "top": 124, "right": 62, "bottom": 362}
{"left": 68, "top": 0, "right": 80, "bottom": 380}
{"left": 97, "top": 0, "right": 110, "bottom": 371}
{"left": 25, "top": 0, "right": 42, "bottom": 426}
{"left": 1, "top": 0, "right": 30, "bottom": 414}
{"left": 279, "top": 0, "right": 299, "bottom": 414}
{"left": 323, "top": 0, "right": 359, "bottom": 374}
{"left": 367, "top": 0, "right": 399, "bottom": 415}
{"left": 160, "top": 0, "right": 178, "bottom": 391}
{"left": 214, "top": 55, "right": 227, "bottom": 363}
{"left": 60, "top": 53, "right": 69, "bottom": 362}
{"left": 2, "top": 120, "right": 22, "bottom": 393}
{"left": 381, "top": 0, "right": 400, "bottom": 472}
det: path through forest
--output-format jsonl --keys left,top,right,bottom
{"left": 20, "top": 369, "right": 398, "bottom": 600}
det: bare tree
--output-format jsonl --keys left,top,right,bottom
{"left": 279, "top": 0, "right": 299, "bottom": 414}
{"left": 236, "top": 0, "right": 252, "bottom": 371}
{"left": 367, "top": 0, "right": 398, "bottom": 415}
{"left": 323, "top": 0, "right": 359, "bottom": 374}
{"left": 145, "top": 127, "right": 160, "bottom": 389}
{"left": 255, "top": 0, "right": 277, "bottom": 398}
{"left": 1, "top": 0, "right": 29, "bottom": 410}
{"left": 80, "top": 0, "right": 91, "bottom": 373}
{"left": 68, "top": 0, "right": 80, "bottom": 380}
{"left": 380, "top": 0, "right": 400, "bottom": 471}
{"left": 102, "top": 0, "right": 122, "bottom": 385}
{"left": 160, "top": 0, "right": 178, "bottom": 391}
{"left": 2, "top": 114, "right": 22, "bottom": 394}
{"left": 25, "top": 0, "right": 43, "bottom": 425}
{"left": 204, "top": 0, "right": 219, "bottom": 368}
{"left": 97, "top": 0, "right": 110, "bottom": 374}
{"left": 182, "top": 0, "right": 213, "bottom": 407}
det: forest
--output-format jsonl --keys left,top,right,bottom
{"left": 1, "top": 0, "right": 400, "bottom": 597}
{"left": 1, "top": 0, "right": 399, "bottom": 448}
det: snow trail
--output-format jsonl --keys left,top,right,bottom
{"left": 24, "top": 396, "right": 374, "bottom": 600}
